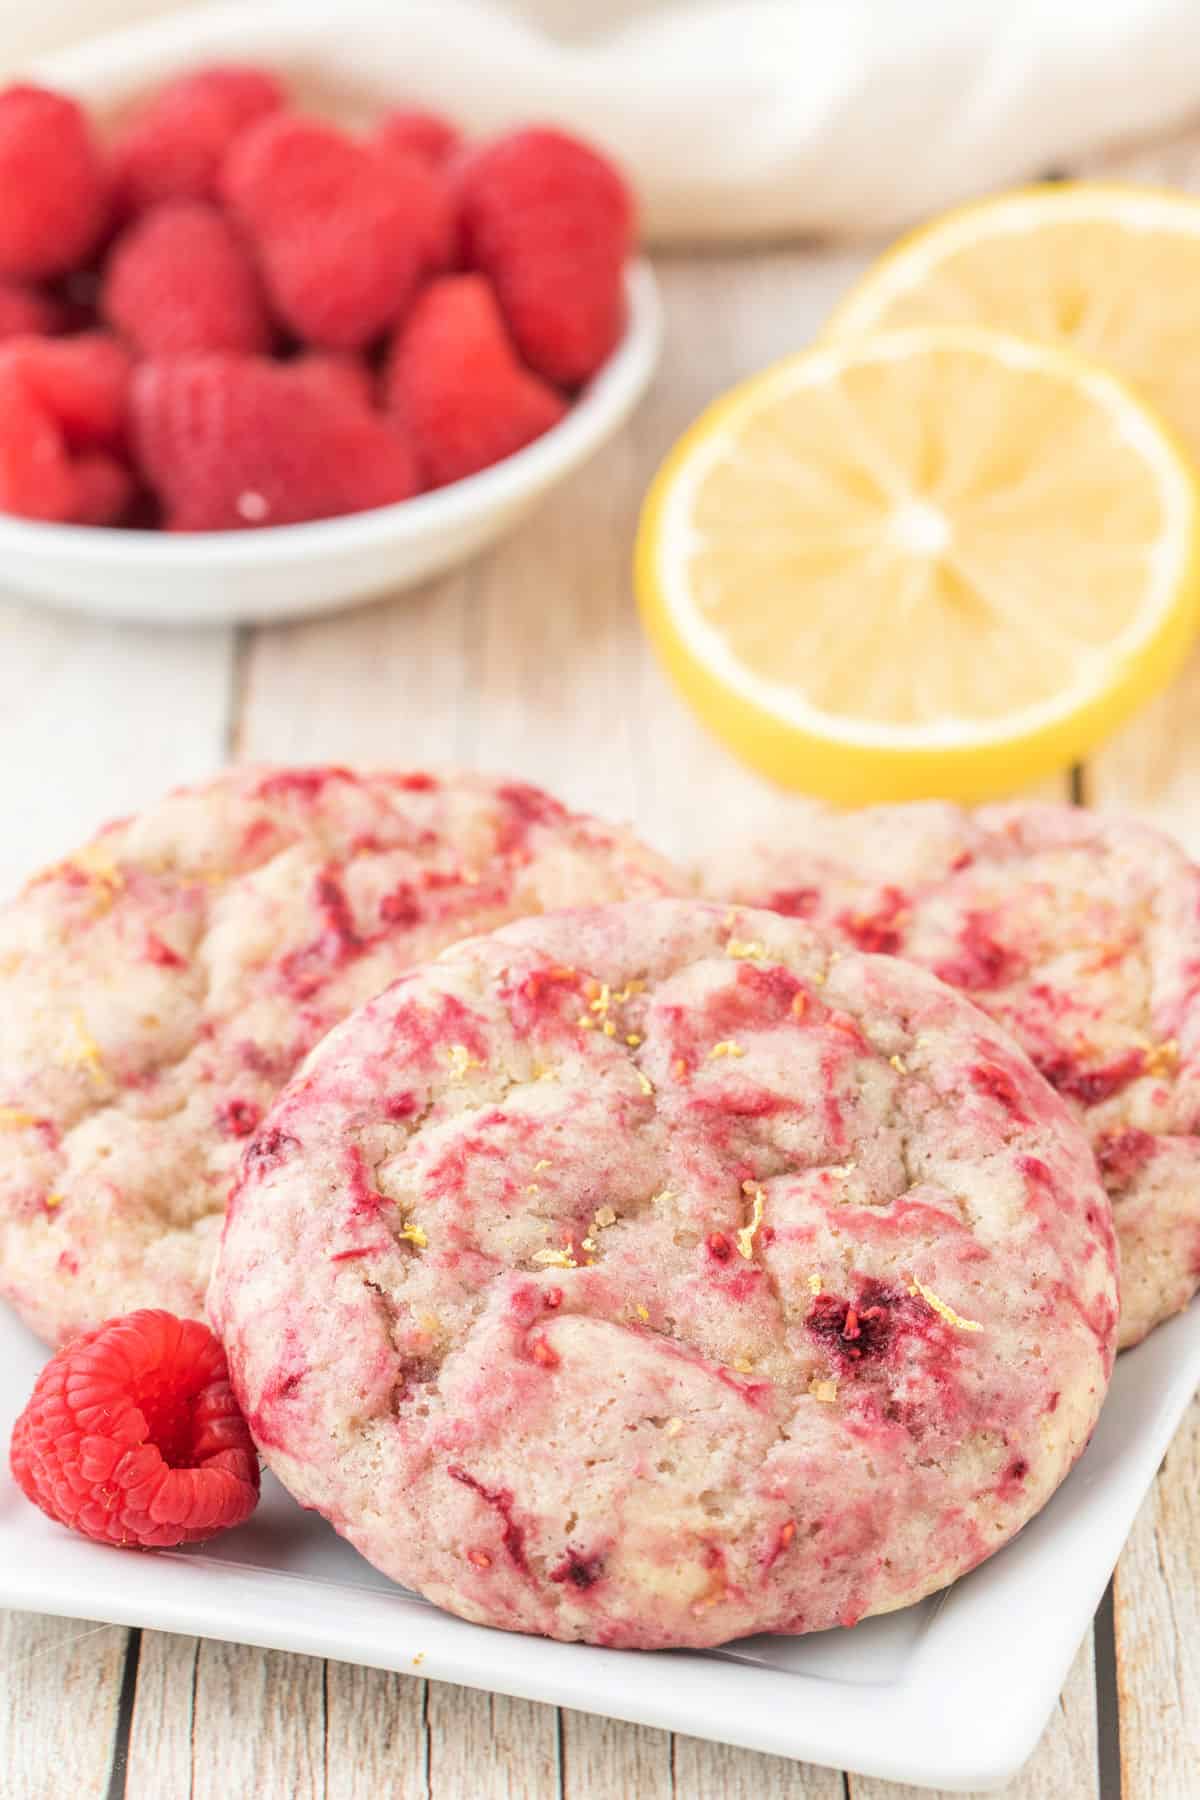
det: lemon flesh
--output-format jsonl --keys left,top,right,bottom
{"left": 827, "top": 183, "right": 1200, "bottom": 466}
{"left": 635, "top": 327, "right": 1199, "bottom": 803}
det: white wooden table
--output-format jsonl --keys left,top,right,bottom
{"left": 3, "top": 137, "right": 1199, "bottom": 1798}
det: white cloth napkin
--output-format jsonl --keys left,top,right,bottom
{"left": 11, "top": 0, "right": 1200, "bottom": 242}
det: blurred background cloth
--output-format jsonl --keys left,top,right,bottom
{"left": 11, "top": 0, "right": 1200, "bottom": 241}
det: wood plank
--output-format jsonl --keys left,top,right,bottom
{"left": 1111, "top": 1397, "right": 1200, "bottom": 1799}
{"left": 560, "top": 1708, "right": 672, "bottom": 1800}
{"left": 427, "top": 1683, "right": 559, "bottom": 1799}
{"left": 126, "top": 1634, "right": 327, "bottom": 1800}
{"left": 848, "top": 1633, "right": 1100, "bottom": 1800}
{"left": 124, "top": 1631, "right": 196, "bottom": 1800}
{"left": 0, "top": 1610, "right": 128, "bottom": 1800}
{"left": 0, "top": 600, "right": 234, "bottom": 896}
{"left": 325, "top": 1661, "right": 429, "bottom": 1800}
{"left": 190, "top": 1639, "right": 325, "bottom": 1800}
{"left": 235, "top": 575, "right": 475, "bottom": 768}
{"left": 671, "top": 1730, "right": 846, "bottom": 1798}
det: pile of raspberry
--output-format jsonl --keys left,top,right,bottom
{"left": 0, "top": 71, "right": 634, "bottom": 531}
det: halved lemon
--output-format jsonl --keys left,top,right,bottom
{"left": 825, "top": 183, "right": 1200, "bottom": 464}
{"left": 635, "top": 326, "right": 1199, "bottom": 803}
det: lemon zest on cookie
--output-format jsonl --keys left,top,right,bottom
{"left": 736, "top": 1186, "right": 765, "bottom": 1259}
{"left": 807, "top": 1272, "right": 823, "bottom": 1295}
{"left": 708, "top": 1040, "right": 745, "bottom": 1060}
{"left": 60, "top": 1011, "right": 105, "bottom": 1080}
{"left": 636, "top": 1304, "right": 651, "bottom": 1322}
{"left": 635, "top": 1069, "right": 654, "bottom": 1097}
{"left": 0, "top": 1108, "right": 35, "bottom": 1131}
{"left": 43, "top": 1192, "right": 64, "bottom": 1210}
{"left": 732, "top": 1355, "right": 754, "bottom": 1373}
{"left": 889, "top": 1054, "right": 908, "bottom": 1074}
{"left": 396, "top": 1222, "right": 428, "bottom": 1249}
{"left": 625, "top": 1032, "right": 642, "bottom": 1047}
{"left": 532, "top": 1247, "right": 577, "bottom": 1268}
{"left": 726, "top": 937, "right": 766, "bottom": 961}
{"left": 909, "top": 1280, "right": 983, "bottom": 1332}
{"left": 446, "top": 1044, "right": 481, "bottom": 1080}
{"left": 1143, "top": 1038, "right": 1179, "bottom": 1078}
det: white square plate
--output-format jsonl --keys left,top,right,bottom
{"left": 1, "top": 1301, "right": 1197, "bottom": 1791}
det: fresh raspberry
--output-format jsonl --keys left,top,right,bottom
{"left": 0, "top": 279, "right": 65, "bottom": 341}
{"left": 2, "top": 333, "right": 132, "bottom": 450}
{"left": 458, "top": 127, "right": 633, "bottom": 387}
{"left": 71, "top": 453, "right": 135, "bottom": 526}
{"left": 287, "top": 351, "right": 376, "bottom": 412}
{"left": 111, "top": 65, "right": 285, "bottom": 214}
{"left": 221, "top": 114, "right": 427, "bottom": 348}
{"left": 369, "top": 146, "right": 459, "bottom": 275}
{"left": 9, "top": 1309, "right": 260, "bottom": 1548}
{"left": 383, "top": 274, "right": 566, "bottom": 487}
{"left": 102, "top": 202, "right": 271, "bottom": 357}
{"left": 373, "top": 109, "right": 462, "bottom": 167}
{"left": 0, "top": 364, "right": 77, "bottom": 521}
{"left": 132, "top": 351, "right": 421, "bottom": 530}
{"left": 0, "top": 85, "right": 110, "bottom": 280}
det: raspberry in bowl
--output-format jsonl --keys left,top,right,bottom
{"left": 0, "top": 23, "right": 660, "bottom": 624}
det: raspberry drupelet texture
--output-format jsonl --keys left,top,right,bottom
{"left": 710, "top": 802, "right": 1200, "bottom": 1347}
{"left": 373, "top": 109, "right": 463, "bottom": 169}
{"left": 221, "top": 114, "right": 431, "bottom": 349}
{"left": 458, "top": 126, "right": 634, "bottom": 387}
{"left": 130, "top": 351, "right": 419, "bottom": 530}
{"left": 102, "top": 201, "right": 272, "bottom": 357}
{"left": 0, "top": 85, "right": 110, "bottom": 279}
{"left": 383, "top": 275, "right": 567, "bottom": 488}
{"left": 10, "top": 1308, "right": 259, "bottom": 1547}
{"left": 210, "top": 899, "right": 1116, "bottom": 1651}
{"left": 111, "top": 65, "right": 285, "bottom": 215}
{"left": 0, "top": 766, "right": 684, "bottom": 1345}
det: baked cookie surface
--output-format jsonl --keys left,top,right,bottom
{"left": 711, "top": 803, "right": 1200, "bottom": 1347}
{"left": 211, "top": 899, "right": 1116, "bottom": 1650}
{"left": 0, "top": 765, "right": 682, "bottom": 1344}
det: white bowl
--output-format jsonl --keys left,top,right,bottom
{"left": 6, "top": 14, "right": 662, "bottom": 627}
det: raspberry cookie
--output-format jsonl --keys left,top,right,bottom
{"left": 712, "top": 803, "right": 1200, "bottom": 1347}
{"left": 0, "top": 766, "right": 681, "bottom": 1345}
{"left": 210, "top": 899, "right": 1116, "bottom": 1650}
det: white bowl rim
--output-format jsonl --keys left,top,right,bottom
{"left": 0, "top": 262, "right": 661, "bottom": 570}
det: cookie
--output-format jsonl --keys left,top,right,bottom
{"left": 0, "top": 765, "right": 682, "bottom": 1345}
{"left": 710, "top": 802, "right": 1200, "bottom": 1347}
{"left": 210, "top": 899, "right": 1116, "bottom": 1650}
